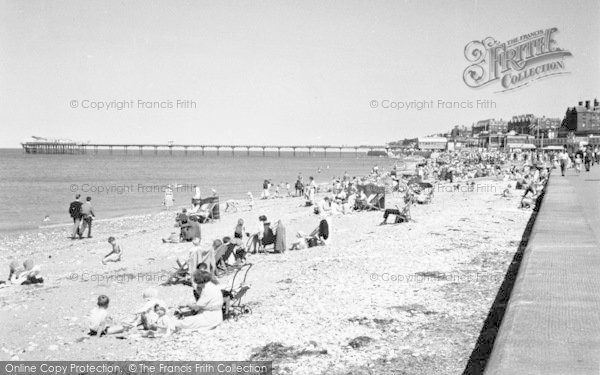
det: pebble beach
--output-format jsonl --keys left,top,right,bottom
{"left": 0, "top": 179, "right": 533, "bottom": 374}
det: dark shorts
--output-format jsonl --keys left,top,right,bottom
{"left": 88, "top": 327, "right": 108, "bottom": 336}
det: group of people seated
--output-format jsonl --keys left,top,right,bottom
{"left": 88, "top": 271, "right": 225, "bottom": 339}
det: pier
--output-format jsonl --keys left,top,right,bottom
{"left": 20, "top": 142, "right": 394, "bottom": 157}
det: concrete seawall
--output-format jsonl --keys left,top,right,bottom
{"left": 484, "top": 174, "right": 600, "bottom": 374}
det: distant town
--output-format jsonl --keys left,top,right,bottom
{"left": 391, "top": 98, "right": 600, "bottom": 152}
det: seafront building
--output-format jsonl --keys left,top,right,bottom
{"left": 400, "top": 98, "right": 599, "bottom": 152}
{"left": 559, "top": 99, "right": 600, "bottom": 136}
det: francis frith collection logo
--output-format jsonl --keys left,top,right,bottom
{"left": 463, "top": 27, "right": 572, "bottom": 92}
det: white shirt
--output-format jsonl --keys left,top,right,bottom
{"left": 88, "top": 307, "right": 108, "bottom": 332}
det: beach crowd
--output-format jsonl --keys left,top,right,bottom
{"left": 3, "top": 145, "right": 570, "bottom": 341}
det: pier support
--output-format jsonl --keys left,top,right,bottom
{"left": 277, "top": 147, "right": 281, "bottom": 157}
{"left": 231, "top": 147, "right": 235, "bottom": 157}
{"left": 109, "top": 146, "right": 113, "bottom": 155}
{"left": 138, "top": 146, "right": 143, "bottom": 155}
{"left": 124, "top": 146, "right": 128, "bottom": 155}
{"left": 154, "top": 146, "right": 158, "bottom": 155}
{"left": 216, "top": 146, "right": 220, "bottom": 156}
{"left": 94, "top": 146, "right": 98, "bottom": 154}
{"left": 292, "top": 147, "right": 296, "bottom": 157}
{"left": 246, "top": 147, "right": 250, "bottom": 157}
{"left": 339, "top": 147, "right": 343, "bottom": 158}
{"left": 169, "top": 146, "right": 173, "bottom": 156}
{"left": 201, "top": 147, "right": 205, "bottom": 156}
{"left": 184, "top": 146, "right": 188, "bottom": 156}
{"left": 262, "top": 147, "right": 265, "bottom": 157}
{"left": 324, "top": 148, "right": 327, "bottom": 158}
{"left": 308, "top": 147, "right": 312, "bottom": 157}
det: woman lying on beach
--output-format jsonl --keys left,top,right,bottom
{"left": 8, "top": 259, "right": 44, "bottom": 285}
{"left": 171, "top": 270, "right": 224, "bottom": 332}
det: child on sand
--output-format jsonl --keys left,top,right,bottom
{"left": 102, "top": 237, "right": 122, "bottom": 264}
{"left": 150, "top": 304, "right": 175, "bottom": 337}
{"left": 125, "top": 288, "right": 165, "bottom": 332}
{"left": 87, "top": 295, "right": 124, "bottom": 336}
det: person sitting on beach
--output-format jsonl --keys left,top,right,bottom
{"left": 171, "top": 270, "right": 224, "bottom": 332}
{"left": 87, "top": 295, "right": 124, "bottom": 337}
{"left": 150, "top": 304, "right": 175, "bottom": 337}
{"left": 125, "top": 287, "right": 166, "bottom": 333}
{"left": 290, "top": 219, "right": 329, "bottom": 250}
{"left": 102, "top": 237, "right": 122, "bottom": 265}
{"left": 502, "top": 184, "right": 512, "bottom": 198}
{"left": 247, "top": 215, "right": 267, "bottom": 253}
{"left": 520, "top": 190, "right": 539, "bottom": 209}
{"left": 220, "top": 237, "right": 238, "bottom": 266}
{"left": 179, "top": 216, "right": 201, "bottom": 242}
{"left": 8, "top": 259, "right": 44, "bottom": 285}
{"left": 379, "top": 203, "right": 411, "bottom": 225}
{"left": 341, "top": 192, "right": 357, "bottom": 214}
{"left": 189, "top": 200, "right": 201, "bottom": 214}
{"left": 212, "top": 239, "right": 229, "bottom": 273}
{"left": 315, "top": 197, "right": 334, "bottom": 216}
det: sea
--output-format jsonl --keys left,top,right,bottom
{"left": 0, "top": 148, "right": 399, "bottom": 233}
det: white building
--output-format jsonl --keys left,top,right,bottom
{"left": 417, "top": 137, "right": 447, "bottom": 150}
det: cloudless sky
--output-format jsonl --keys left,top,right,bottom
{"left": 1, "top": 0, "right": 598, "bottom": 147}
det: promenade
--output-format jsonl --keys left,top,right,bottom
{"left": 485, "top": 165, "right": 600, "bottom": 374}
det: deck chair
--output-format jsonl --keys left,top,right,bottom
{"left": 394, "top": 203, "right": 412, "bottom": 223}
{"left": 203, "top": 202, "right": 219, "bottom": 223}
{"left": 222, "top": 263, "right": 253, "bottom": 320}
{"left": 189, "top": 202, "right": 218, "bottom": 223}
{"left": 162, "top": 259, "right": 192, "bottom": 286}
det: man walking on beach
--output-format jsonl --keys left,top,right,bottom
{"left": 80, "top": 196, "right": 95, "bottom": 238}
{"left": 68, "top": 194, "right": 83, "bottom": 240}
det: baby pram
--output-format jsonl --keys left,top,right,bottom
{"left": 223, "top": 263, "right": 253, "bottom": 320}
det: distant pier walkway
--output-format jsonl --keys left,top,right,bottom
{"left": 484, "top": 166, "right": 600, "bottom": 374}
{"left": 21, "top": 142, "right": 395, "bottom": 157}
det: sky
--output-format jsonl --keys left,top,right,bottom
{"left": 0, "top": 0, "right": 599, "bottom": 147}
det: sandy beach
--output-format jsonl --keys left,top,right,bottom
{"left": 0, "top": 179, "right": 532, "bottom": 374}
